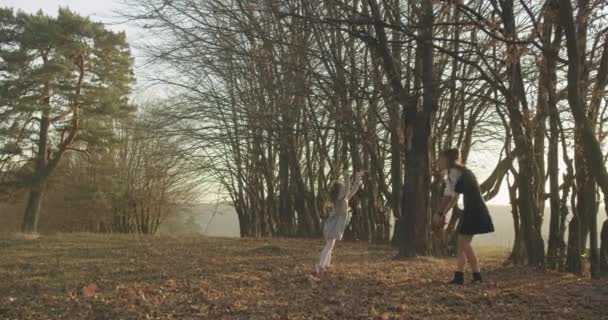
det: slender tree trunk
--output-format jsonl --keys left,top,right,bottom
{"left": 278, "top": 147, "right": 294, "bottom": 236}
{"left": 545, "top": 2, "right": 563, "bottom": 269}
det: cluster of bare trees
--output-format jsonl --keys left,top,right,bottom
{"left": 53, "top": 111, "right": 201, "bottom": 234}
{"left": 124, "top": 0, "right": 506, "bottom": 244}
{"left": 1, "top": 108, "right": 201, "bottom": 235}
{"left": 122, "top": 0, "right": 608, "bottom": 277}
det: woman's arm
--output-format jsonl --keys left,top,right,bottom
{"left": 433, "top": 195, "right": 457, "bottom": 229}
{"left": 437, "top": 195, "right": 458, "bottom": 216}
{"left": 434, "top": 168, "right": 461, "bottom": 226}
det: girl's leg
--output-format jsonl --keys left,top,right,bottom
{"left": 316, "top": 243, "right": 328, "bottom": 272}
{"left": 316, "top": 239, "right": 336, "bottom": 272}
{"left": 320, "top": 239, "right": 336, "bottom": 268}
{"left": 326, "top": 239, "right": 336, "bottom": 267}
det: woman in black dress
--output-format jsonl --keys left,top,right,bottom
{"left": 434, "top": 149, "right": 494, "bottom": 285}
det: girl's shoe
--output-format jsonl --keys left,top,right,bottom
{"left": 308, "top": 273, "right": 321, "bottom": 283}
{"left": 313, "top": 264, "right": 322, "bottom": 275}
{"left": 449, "top": 271, "right": 464, "bottom": 285}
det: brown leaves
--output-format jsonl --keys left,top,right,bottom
{"left": 1, "top": 235, "right": 606, "bottom": 319}
{"left": 164, "top": 279, "right": 177, "bottom": 290}
{"left": 82, "top": 283, "right": 98, "bottom": 298}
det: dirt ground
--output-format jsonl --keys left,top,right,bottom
{"left": 0, "top": 234, "right": 606, "bottom": 319}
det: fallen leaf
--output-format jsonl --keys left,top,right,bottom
{"left": 82, "top": 283, "right": 98, "bottom": 298}
{"left": 164, "top": 279, "right": 177, "bottom": 289}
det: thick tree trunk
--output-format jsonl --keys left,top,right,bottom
{"left": 566, "top": 217, "right": 584, "bottom": 274}
{"left": 414, "top": 0, "right": 434, "bottom": 256}
{"left": 406, "top": 120, "right": 431, "bottom": 255}
{"left": 559, "top": 0, "right": 608, "bottom": 277}
{"left": 21, "top": 182, "right": 45, "bottom": 233}
{"left": 21, "top": 88, "right": 51, "bottom": 233}
{"left": 399, "top": 0, "right": 434, "bottom": 257}
{"left": 289, "top": 150, "right": 319, "bottom": 237}
{"left": 237, "top": 209, "right": 251, "bottom": 238}
{"left": 499, "top": 0, "right": 545, "bottom": 267}
{"left": 547, "top": 106, "right": 561, "bottom": 269}
{"left": 600, "top": 220, "right": 608, "bottom": 277}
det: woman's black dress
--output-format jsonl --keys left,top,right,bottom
{"left": 454, "top": 167, "right": 495, "bottom": 235}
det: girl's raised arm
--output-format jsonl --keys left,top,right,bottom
{"left": 337, "top": 170, "right": 351, "bottom": 201}
{"left": 345, "top": 171, "right": 364, "bottom": 201}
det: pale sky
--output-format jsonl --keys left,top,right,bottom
{"left": 3, "top": 0, "right": 127, "bottom": 32}
{"left": 2, "top": 0, "right": 158, "bottom": 96}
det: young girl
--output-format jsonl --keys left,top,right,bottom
{"left": 434, "top": 149, "right": 494, "bottom": 285}
{"left": 314, "top": 170, "right": 365, "bottom": 276}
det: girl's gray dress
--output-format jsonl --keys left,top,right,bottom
{"left": 322, "top": 171, "right": 363, "bottom": 240}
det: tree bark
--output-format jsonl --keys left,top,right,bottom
{"left": 499, "top": 0, "right": 546, "bottom": 267}
{"left": 559, "top": 0, "right": 608, "bottom": 278}
{"left": 21, "top": 61, "right": 54, "bottom": 233}
{"left": 601, "top": 220, "right": 608, "bottom": 277}
{"left": 544, "top": 1, "right": 563, "bottom": 269}
{"left": 413, "top": 0, "right": 434, "bottom": 256}
{"left": 21, "top": 182, "right": 45, "bottom": 233}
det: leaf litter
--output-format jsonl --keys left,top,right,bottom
{"left": 0, "top": 234, "right": 605, "bottom": 319}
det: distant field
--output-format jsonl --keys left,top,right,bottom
{"left": 0, "top": 234, "right": 606, "bottom": 319}
{"left": 161, "top": 204, "right": 607, "bottom": 248}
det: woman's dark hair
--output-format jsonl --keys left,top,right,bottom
{"left": 329, "top": 181, "right": 344, "bottom": 203}
{"left": 442, "top": 148, "right": 463, "bottom": 168}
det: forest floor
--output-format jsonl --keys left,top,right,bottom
{"left": 0, "top": 234, "right": 606, "bottom": 320}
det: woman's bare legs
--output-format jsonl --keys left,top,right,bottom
{"left": 459, "top": 234, "right": 480, "bottom": 273}
{"left": 456, "top": 235, "right": 468, "bottom": 272}
{"left": 451, "top": 234, "right": 479, "bottom": 284}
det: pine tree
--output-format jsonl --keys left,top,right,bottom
{"left": 0, "top": 7, "right": 134, "bottom": 233}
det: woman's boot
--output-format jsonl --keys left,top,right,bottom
{"left": 472, "top": 272, "right": 483, "bottom": 283}
{"left": 449, "top": 271, "right": 464, "bottom": 285}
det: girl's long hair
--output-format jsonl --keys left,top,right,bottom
{"left": 328, "top": 181, "right": 344, "bottom": 203}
